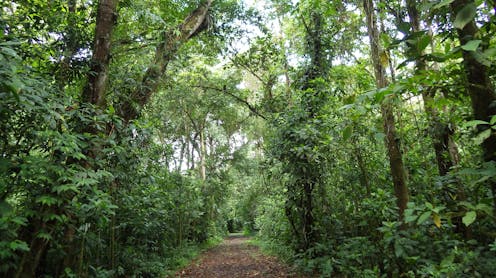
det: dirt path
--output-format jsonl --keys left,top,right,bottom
{"left": 175, "top": 235, "right": 303, "bottom": 278}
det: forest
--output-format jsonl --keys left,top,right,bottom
{"left": 1, "top": 0, "right": 496, "bottom": 277}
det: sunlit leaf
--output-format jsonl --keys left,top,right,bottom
{"left": 461, "top": 40, "right": 481, "bottom": 51}
{"left": 417, "top": 35, "right": 431, "bottom": 53}
{"left": 490, "top": 115, "right": 496, "bottom": 125}
{"left": 433, "top": 0, "right": 455, "bottom": 10}
{"left": 425, "top": 202, "right": 433, "bottom": 210}
{"left": 462, "top": 211, "right": 476, "bottom": 226}
{"left": 474, "top": 129, "right": 491, "bottom": 145}
{"left": 432, "top": 213, "right": 441, "bottom": 228}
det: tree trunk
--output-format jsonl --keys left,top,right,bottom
{"left": 301, "top": 180, "right": 314, "bottom": 250}
{"left": 13, "top": 219, "right": 50, "bottom": 278}
{"left": 363, "top": 0, "right": 409, "bottom": 221}
{"left": 82, "top": 0, "right": 119, "bottom": 107}
{"left": 199, "top": 130, "right": 207, "bottom": 181}
{"left": 451, "top": 0, "right": 496, "bottom": 213}
{"left": 352, "top": 137, "right": 371, "bottom": 196}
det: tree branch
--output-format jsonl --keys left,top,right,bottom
{"left": 191, "top": 84, "right": 267, "bottom": 120}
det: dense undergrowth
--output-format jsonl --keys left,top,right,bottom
{"left": 0, "top": 41, "right": 229, "bottom": 276}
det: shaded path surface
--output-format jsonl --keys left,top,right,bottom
{"left": 175, "top": 235, "right": 303, "bottom": 278}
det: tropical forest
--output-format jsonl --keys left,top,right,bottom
{"left": 1, "top": 0, "right": 496, "bottom": 277}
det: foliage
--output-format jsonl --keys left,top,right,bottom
{"left": 2, "top": 0, "right": 496, "bottom": 277}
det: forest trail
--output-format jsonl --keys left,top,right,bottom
{"left": 175, "top": 234, "right": 304, "bottom": 278}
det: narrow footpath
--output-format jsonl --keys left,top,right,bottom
{"left": 175, "top": 234, "right": 304, "bottom": 278}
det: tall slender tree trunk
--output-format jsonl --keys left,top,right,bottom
{"left": 451, "top": 0, "right": 496, "bottom": 213}
{"left": 363, "top": 0, "right": 409, "bottom": 221}
{"left": 352, "top": 136, "right": 371, "bottom": 196}
{"left": 199, "top": 130, "right": 207, "bottom": 181}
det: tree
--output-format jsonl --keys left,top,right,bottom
{"left": 363, "top": 0, "right": 409, "bottom": 220}
{"left": 82, "top": 0, "right": 119, "bottom": 107}
{"left": 450, "top": 0, "right": 496, "bottom": 212}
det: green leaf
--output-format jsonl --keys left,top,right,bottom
{"left": 463, "top": 120, "right": 489, "bottom": 128}
{"left": 404, "top": 214, "right": 417, "bottom": 223}
{"left": 462, "top": 211, "right": 476, "bottom": 226}
{"left": 397, "top": 22, "right": 410, "bottom": 34}
{"left": 108, "top": 105, "right": 115, "bottom": 114}
{"left": 417, "top": 211, "right": 432, "bottom": 225}
{"left": 342, "top": 125, "right": 353, "bottom": 141}
{"left": 0, "top": 46, "right": 21, "bottom": 59}
{"left": 11, "top": 216, "right": 27, "bottom": 226}
{"left": 472, "top": 51, "right": 492, "bottom": 67}
{"left": 475, "top": 203, "right": 492, "bottom": 215}
{"left": 0, "top": 200, "right": 12, "bottom": 216}
{"left": 433, "top": 0, "right": 455, "bottom": 10}
{"left": 474, "top": 129, "right": 491, "bottom": 145}
{"left": 461, "top": 40, "right": 481, "bottom": 51}
{"left": 440, "top": 254, "right": 455, "bottom": 268}
{"left": 9, "top": 240, "right": 29, "bottom": 252}
{"left": 490, "top": 115, "right": 496, "bottom": 125}
{"left": 374, "top": 132, "right": 385, "bottom": 142}
{"left": 394, "top": 241, "right": 404, "bottom": 258}
{"left": 404, "top": 208, "right": 416, "bottom": 223}
{"left": 425, "top": 202, "right": 433, "bottom": 210}
{"left": 36, "top": 195, "right": 60, "bottom": 206}
{"left": 454, "top": 3, "right": 477, "bottom": 30}
{"left": 53, "top": 184, "right": 80, "bottom": 194}
{"left": 37, "top": 232, "right": 52, "bottom": 241}
{"left": 417, "top": 35, "right": 431, "bottom": 53}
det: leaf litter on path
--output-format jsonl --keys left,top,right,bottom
{"left": 175, "top": 235, "right": 305, "bottom": 278}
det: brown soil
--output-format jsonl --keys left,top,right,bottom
{"left": 175, "top": 235, "right": 304, "bottom": 278}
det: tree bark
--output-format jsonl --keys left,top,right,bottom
{"left": 82, "top": 0, "right": 119, "bottom": 107}
{"left": 363, "top": 0, "right": 409, "bottom": 221}
{"left": 451, "top": 0, "right": 496, "bottom": 213}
